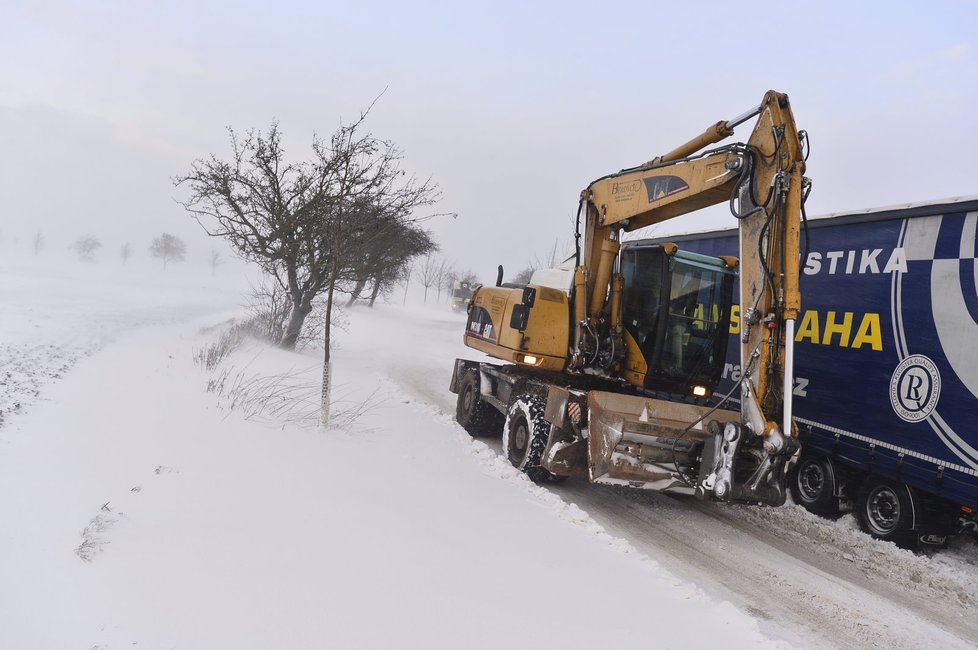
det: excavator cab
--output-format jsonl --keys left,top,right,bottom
{"left": 620, "top": 243, "right": 735, "bottom": 397}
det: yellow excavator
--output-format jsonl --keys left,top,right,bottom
{"left": 450, "top": 90, "right": 810, "bottom": 504}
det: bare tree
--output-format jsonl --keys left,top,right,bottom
{"left": 435, "top": 258, "right": 454, "bottom": 304}
{"left": 511, "top": 236, "right": 573, "bottom": 286}
{"left": 346, "top": 224, "right": 435, "bottom": 307}
{"left": 32, "top": 230, "right": 43, "bottom": 256}
{"left": 535, "top": 237, "right": 571, "bottom": 269}
{"left": 149, "top": 233, "right": 187, "bottom": 270}
{"left": 456, "top": 270, "right": 480, "bottom": 288}
{"left": 71, "top": 235, "right": 102, "bottom": 262}
{"left": 176, "top": 115, "right": 449, "bottom": 427}
{"left": 417, "top": 254, "right": 440, "bottom": 304}
{"left": 208, "top": 249, "right": 224, "bottom": 275}
{"left": 120, "top": 242, "right": 132, "bottom": 264}
{"left": 401, "top": 262, "right": 413, "bottom": 305}
{"left": 512, "top": 266, "right": 535, "bottom": 284}
{"left": 440, "top": 267, "right": 480, "bottom": 303}
{"left": 366, "top": 227, "right": 435, "bottom": 306}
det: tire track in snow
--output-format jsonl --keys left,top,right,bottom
{"left": 387, "top": 356, "right": 978, "bottom": 649}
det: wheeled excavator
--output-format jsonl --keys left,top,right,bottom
{"left": 450, "top": 90, "right": 810, "bottom": 504}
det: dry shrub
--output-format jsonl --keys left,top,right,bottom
{"left": 238, "top": 275, "right": 349, "bottom": 350}
{"left": 193, "top": 324, "right": 245, "bottom": 372}
{"left": 295, "top": 302, "right": 348, "bottom": 351}
{"left": 206, "top": 364, "right": 380, "bottom": 430}
{"left": 241, "top": 277, "right": 292, "bottom": 343}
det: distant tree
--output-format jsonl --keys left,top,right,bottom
{"left": 346, "top": 222, "right": 436, "bottom": 307}
{"left": 512, "top": 266, "right": 534, "bottom": 284}
{"left": 32, "top": 230, "right": 43, "bottom": 256}
{"left": 208, "top": 249, "right": 224, "bottom": 275}
{"left": 120, "top": 242, "right": 133, "bottom": 264}
{"left": 364, "top": 226, "right": 435, "bottom": 307}
{"left": 441, "top": 267, "right": 459, "bottom": 303}
{"left": 149, "top": 233, "right": 187, "bottom": 270}
{"left": 440, "top": 266, "right": 478, "bottom": 303}
{"left": 509, "top": 237, "right": 572, "bottom": 286}
{"left": 417, "top": 254, "right": 440, "bottom": 304}
{"left": 435, "top": 258, "right": 453, "bottom": 303}
{"left": 401, "top": 262, "right": 413, "bottom": 306}
{"left": 535, "top": 237, "right": 571, "bottom": 269}
{"left": 457, "top": 270, "right": 480, "bottom": 289}
{"left": 71, "top": 235, "right": 102, "bottom": 262}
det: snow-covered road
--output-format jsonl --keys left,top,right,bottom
{"left": 3, "top": 262, "right": 977, "bottom": 649}
{"left": 0, "top": 263, "right": 788, "bottom": 649}
{"left": 385, "top": 306, "right": 978, "bottom": 649}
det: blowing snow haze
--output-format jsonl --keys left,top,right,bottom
{"left": 4, "top": 3, "right": 978, "bottom": 649}
{"left": 1, "top": 1, "right": 976, "bottom": 279}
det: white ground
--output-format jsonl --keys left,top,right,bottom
{"left": 1, "top": 256, "right": 976, "bottom": 649}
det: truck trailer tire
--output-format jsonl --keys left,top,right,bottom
{"left": 856, "top": 477, "right": 917, "bottom": 548}
{"left": 456, "top": 370, "right": 503, "bottom": 437}
{"left": 503, "top": 395, "right": 565, "bottom": 484}
{"left": 789, "top": 453, "right": 841, "bottom": 516}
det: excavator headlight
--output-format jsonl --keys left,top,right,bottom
{"left": 521, "top": 354, "right": 539, "bottom": 366}
{"left": 692, "top": 385, "right": 708, "bottom": 397}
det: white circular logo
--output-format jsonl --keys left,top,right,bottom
{"left": 890, "top": 355, "right": 941, "bottom": 422}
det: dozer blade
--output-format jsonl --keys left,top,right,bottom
{"left": 586, "top": 390, "right": 739, "bottom": 492}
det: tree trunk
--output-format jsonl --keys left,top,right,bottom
{"left": 346, "top": 277, "right": 367, "bottom": 306}
{"left": 280, "top": 298, "right": 311, "bottom": 350}
{"left": 368, "top": 280, "right": 382, "bottom": 307}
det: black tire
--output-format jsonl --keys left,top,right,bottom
{"left": 856, "top": 477, "right": 917, "bottom": 548}
{"left": 503, "top": 395, "right": 565, "bottom": 484}
{"left": 789, "top": 453, "right": 840, "bottom": 516}
{"left": 456, "top": 370, "right": 503, "bottom": 437}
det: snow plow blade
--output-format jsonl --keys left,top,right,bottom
{"left": 587, "top": 391, "right": 740, "bottom": 493}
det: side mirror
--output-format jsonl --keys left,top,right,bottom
{"left": 510, "top": 304, "right": 530, "bottom": 331}
{"left": 509, "top": 287, "right": 536, "bottom": 331}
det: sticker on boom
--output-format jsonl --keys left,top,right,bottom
{"left": 643, "top": 175, "right": 689, "bottom": 203}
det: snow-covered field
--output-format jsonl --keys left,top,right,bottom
{"left": 2, "top": 257, "right": 977, "bottom": 649}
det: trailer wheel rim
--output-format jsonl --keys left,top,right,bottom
{"left": 797, "top": 461, "right": 825, "bottom": 503}
{"left": 866, "top": 485, "right": 901, "bottom": 535}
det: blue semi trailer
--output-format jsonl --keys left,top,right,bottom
{"left": 634, "top": 195, "right": 978, "bottom": 547}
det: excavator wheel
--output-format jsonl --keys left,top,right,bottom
{"left": 503, "top": 395, "right": 565, "bottom": 484}
{"left": 456, "top": 369, "right": 503, "bottom": 437}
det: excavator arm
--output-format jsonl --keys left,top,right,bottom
{"left": 574, "top": 90, "right": 809, "bottom": 501}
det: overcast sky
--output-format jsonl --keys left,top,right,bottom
{"left": 2, "top": 0, "right": 976, "bottom": 281}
